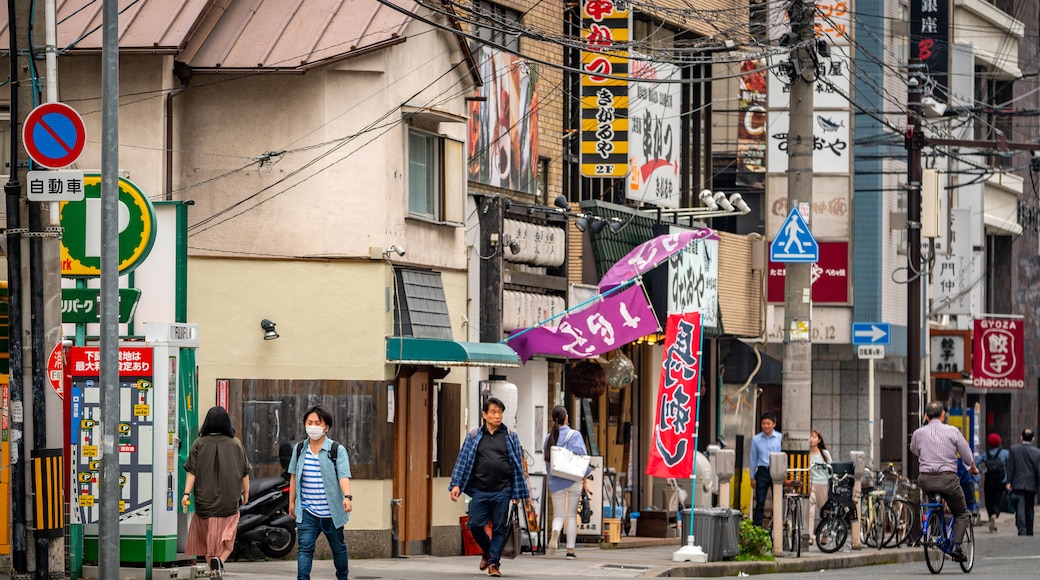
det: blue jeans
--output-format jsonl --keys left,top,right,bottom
{"left": 466, "top": 487, "right": 512, "bottom": 566}
{"left": 297, "top": 510, "right": 349, "bottom": 580}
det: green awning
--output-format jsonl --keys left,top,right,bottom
{"left": 386, "top": 337, "right": 520, "bottom": 368}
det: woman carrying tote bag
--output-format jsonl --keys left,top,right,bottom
{"left": 542, "top": 406, "right": 590, "bottom": 558}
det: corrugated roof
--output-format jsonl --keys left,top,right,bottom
{"left": 179, "top": 0, "right": 414, "bottom": 71}
{"left": 0, "top": 0, "right": 215, "bottom": 52}
{"left": 0, "top": 0, "right": 415, "bottom": 72}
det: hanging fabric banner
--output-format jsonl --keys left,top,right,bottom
{"left": 598, "top": 229, "right": 718, "bottom": 291}
{"left": 505, "top": 282, "right": 658, "bottom": 364}
{"left": 646, "top": 311, "right": 702, "bottom": 479}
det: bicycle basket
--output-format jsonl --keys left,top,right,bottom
{"left": 831, "top": 476, "right": 855, "bottom": 499}
{"left": 880, "top": 473, "right": 899, "bottom": 499}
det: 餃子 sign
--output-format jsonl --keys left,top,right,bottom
{"left": 972, "top": 317, "right": 1024, "bottom": 389}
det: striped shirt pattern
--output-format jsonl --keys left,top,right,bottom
{"left": 910, "top": 419, "right": 974, "bottom": 474}
{"left": 300, "top": 449, "right": 332, "bottom": 517}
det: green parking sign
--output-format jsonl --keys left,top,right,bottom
{"left": 60, "top": 175, "right": 156, "bottom": 277}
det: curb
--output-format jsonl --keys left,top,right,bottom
{"left": 656, "top": 547, "right": 924, "bottom": 577}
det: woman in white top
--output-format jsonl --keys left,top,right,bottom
{"left": 807, "top": 429, "right": 832, "bottom": 545}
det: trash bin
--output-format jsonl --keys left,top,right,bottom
{"left": 682, "top": 507, "right": 738, "bottom": 562}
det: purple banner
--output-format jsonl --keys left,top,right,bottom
{"left": 506, "top": 283, "right": 659, "bottom": 363}
{"left": 598, "top": 229, "right": 719, "bottom": 291}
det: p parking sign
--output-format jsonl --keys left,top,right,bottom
{"left": 60, "top": 176, "right": 156, "bottom": 277}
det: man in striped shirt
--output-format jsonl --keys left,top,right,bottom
{"left": 910, "top": 401, "right": 978, "bottom": 562}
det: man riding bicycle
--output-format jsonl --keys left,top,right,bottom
{"left": 909, "top": 401, "right": 979, "bottom": 563}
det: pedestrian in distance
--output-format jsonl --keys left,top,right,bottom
{"left": 749, "top": 411, "right": 782, "bottom": 528}
{"left": 807, "top": 429, "right": 832, "bottom": 545}
{"left": 1005, "top": 428, "right": 1040, "bottom": 536}
{"left": 449, "top": 396, "right": 530, "bottom": 577}
{"left": 975, "top": 432, "right": 1009, "bottom": 532}
{"left": 909, "top": 401, "right": 977, "bottom": 562}
{"left": 288, "top": 404, "right": 353, "bottom": 580}
{"left": 182, "top": 406, "right": 251, "bottom": 580}
{"left": 542, "top": 406, "right": 590, "bottom": 559}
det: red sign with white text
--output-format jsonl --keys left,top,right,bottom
{"left": 768, "top": 241, "right": 849, "bottom": 303}
{"left": 646, "top": 312, "right": 702, "bottom": 479}
{"left": 972, "top": 317, "right": 1024, "bottom": 388}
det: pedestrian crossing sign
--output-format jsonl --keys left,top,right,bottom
{"left": 770, "top": 207, "right": 819, "bottom": 263}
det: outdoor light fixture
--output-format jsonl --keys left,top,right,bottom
{"left": 713, "top": 191, "right": 735, "bottom": 212}
{"left": 608, "top": 219, "right": 626, "bottom": 234}
{"left": 698, "top": 189, "right": 718, "bottom": 210}
{"left": 590, "top": 219, "right": 608, "bottom": 234}
{"left": 387, "top": 244, "right": 406, "bottom": 257}
{"left": 573, "top": 216, "right": 590, "bottom": 232}
{"left": 553, "top": 194, "right": 571, "bottom": 211}
{"left": 261, "top": 319, "right": 280, "bottom": 340}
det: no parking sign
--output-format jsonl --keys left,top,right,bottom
{"left": 23, "top": 102, "right": 86, "bottom": 169}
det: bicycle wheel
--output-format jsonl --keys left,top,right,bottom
{"left": 959, "top": 520, "right": 974, "bottom": 573}
{"left": 923, "top": 512, "right": 946, "bottom": 574}
{"left": 886, "top": 500, "right": 915, "bottom": 547}
{"left": 881, "top": 503, "right": 898, "bottom": 548}
{"left": 815, "top": 515, "right": 848, "bottom": 554}
{"left": 793, "top": 498, "right": 802, "bottom": 558}
{"left": 783, "top": 501, "right": 795, "bottom": 553}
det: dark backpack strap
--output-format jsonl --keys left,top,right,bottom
{"left": 297, "top": 439, "right": 343, "bottom": 480}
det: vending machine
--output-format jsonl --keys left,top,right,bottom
{"left": 70, "top": 322, "right": 198, "bottom": 565}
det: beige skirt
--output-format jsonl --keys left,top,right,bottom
{"left": 185, "top": 512, "right": 240, "bottom": 561}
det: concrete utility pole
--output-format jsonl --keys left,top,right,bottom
{"left": 781, "top": 0, "right": 816, "bottom": 451}
{"left": 905, "top": 61, "right": 925, "bottom": 479}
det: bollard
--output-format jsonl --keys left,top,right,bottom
{"left": 850, "top": 451, "right": 865, "bottom": 550}
{"left": 715, "top": 449, "right": 736, "bottom": 509}
{"left": 769, "top": 452, "right": 787, "bottom": 556}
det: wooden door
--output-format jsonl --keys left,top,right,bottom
{"left": 394, "top": 371, "right": 431, "bottom": 555}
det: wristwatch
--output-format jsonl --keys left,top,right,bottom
{"left": 344, "top": 495, "right": 353, "bottom": 500}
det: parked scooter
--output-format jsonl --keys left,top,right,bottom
{"left": 234, "top": 443, "right": 296, "bottom": 559}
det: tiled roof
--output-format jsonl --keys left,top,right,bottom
{"left": 0, "top": 0, "right": 415, "bottom": 71}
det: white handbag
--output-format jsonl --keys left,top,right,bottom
{"left": 549, "top": 430, "right": 590, "bottom": 482}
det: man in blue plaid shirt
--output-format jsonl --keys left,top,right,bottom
{"left": 450, "top": 397, "right": 530, "bottom": 577}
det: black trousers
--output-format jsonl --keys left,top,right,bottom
{"left": 1013, "top": 488, "right": 1036, "bottom": 535}
{"left": 753, "top": 466, "right": 772, "bottom": 527}
{"left": 983, "top": 478, "right": 1004, "bottom": 519}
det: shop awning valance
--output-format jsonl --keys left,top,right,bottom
{"left": 385, "top": 337, "right": 520, "bottom": 368}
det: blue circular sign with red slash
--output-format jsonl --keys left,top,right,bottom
{"left": 23, "top": 102, "right": 87, "bottom": 169}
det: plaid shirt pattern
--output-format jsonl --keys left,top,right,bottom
{"left": 449, "top": 425, "right": 530, "bottom": 500}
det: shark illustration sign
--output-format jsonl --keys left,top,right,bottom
{"left": 60, "top": 175, "right": 156, "bottom": 277}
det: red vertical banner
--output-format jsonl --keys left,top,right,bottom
{"left": 972, "top": 317, "right": 1025, "bottom": 388}
{"left": 646, "top": 312, "right": 702, "bottom": 478}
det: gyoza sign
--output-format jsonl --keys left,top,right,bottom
{"left": 973, "top": 317, "right": 1024, "bottom": 389}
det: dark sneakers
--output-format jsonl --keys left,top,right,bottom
{"left": 950, "top": 547, "right": 967, "bottom": 563}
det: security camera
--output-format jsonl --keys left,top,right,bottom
{"left": 389, "top": 244, "right": 406, "bottom": 257}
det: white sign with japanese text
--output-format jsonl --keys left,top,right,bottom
{"left": 931, "top": 208, "right": 972, "bottom": 316}
{"left": 27, "top": 170, "right": 84, "bottom": 201}
{"left": 667, "top": 237, "right": 719, "bottom": 328}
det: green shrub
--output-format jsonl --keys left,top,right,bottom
{"left": 735, "top": 517, "right": 775, "bottom": 561}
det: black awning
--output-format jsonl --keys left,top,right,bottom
{"left": 721, "top": 339, "right": 781, "bottom": 384}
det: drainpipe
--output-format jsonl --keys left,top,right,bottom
{"left": 165, "top": 87, "right": 184, "bottom": 200}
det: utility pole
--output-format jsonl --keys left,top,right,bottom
{"left": 781, "top": 0, "right": 816, "bottom": 452}
{"left": 905, "top": 60, "right": 925, "bottom": 479}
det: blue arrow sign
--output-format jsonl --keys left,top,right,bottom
{"left": 770, "top": 207, "right": 819, "bottom": 262}
{"left": 852, "top": 322, "right": 890, "bottom": 345}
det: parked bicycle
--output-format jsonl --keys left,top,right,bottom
{"left": 880, "top": 464, "right": 919, "bottom": 548}
{"left": 812, "top": 463, "right": 856, "bottom": 554}
{"left": 860, "top": 467, "right": 896, "bottom": 549}
{"left": 921, "top": 490, "right": 975, "bottom": 574}
{"left": 782, "top": 467, "right": 812, "bottom": 557}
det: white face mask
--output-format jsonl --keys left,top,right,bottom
{"left": 306, "top": 425, "right": 326, "bottom": 441}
